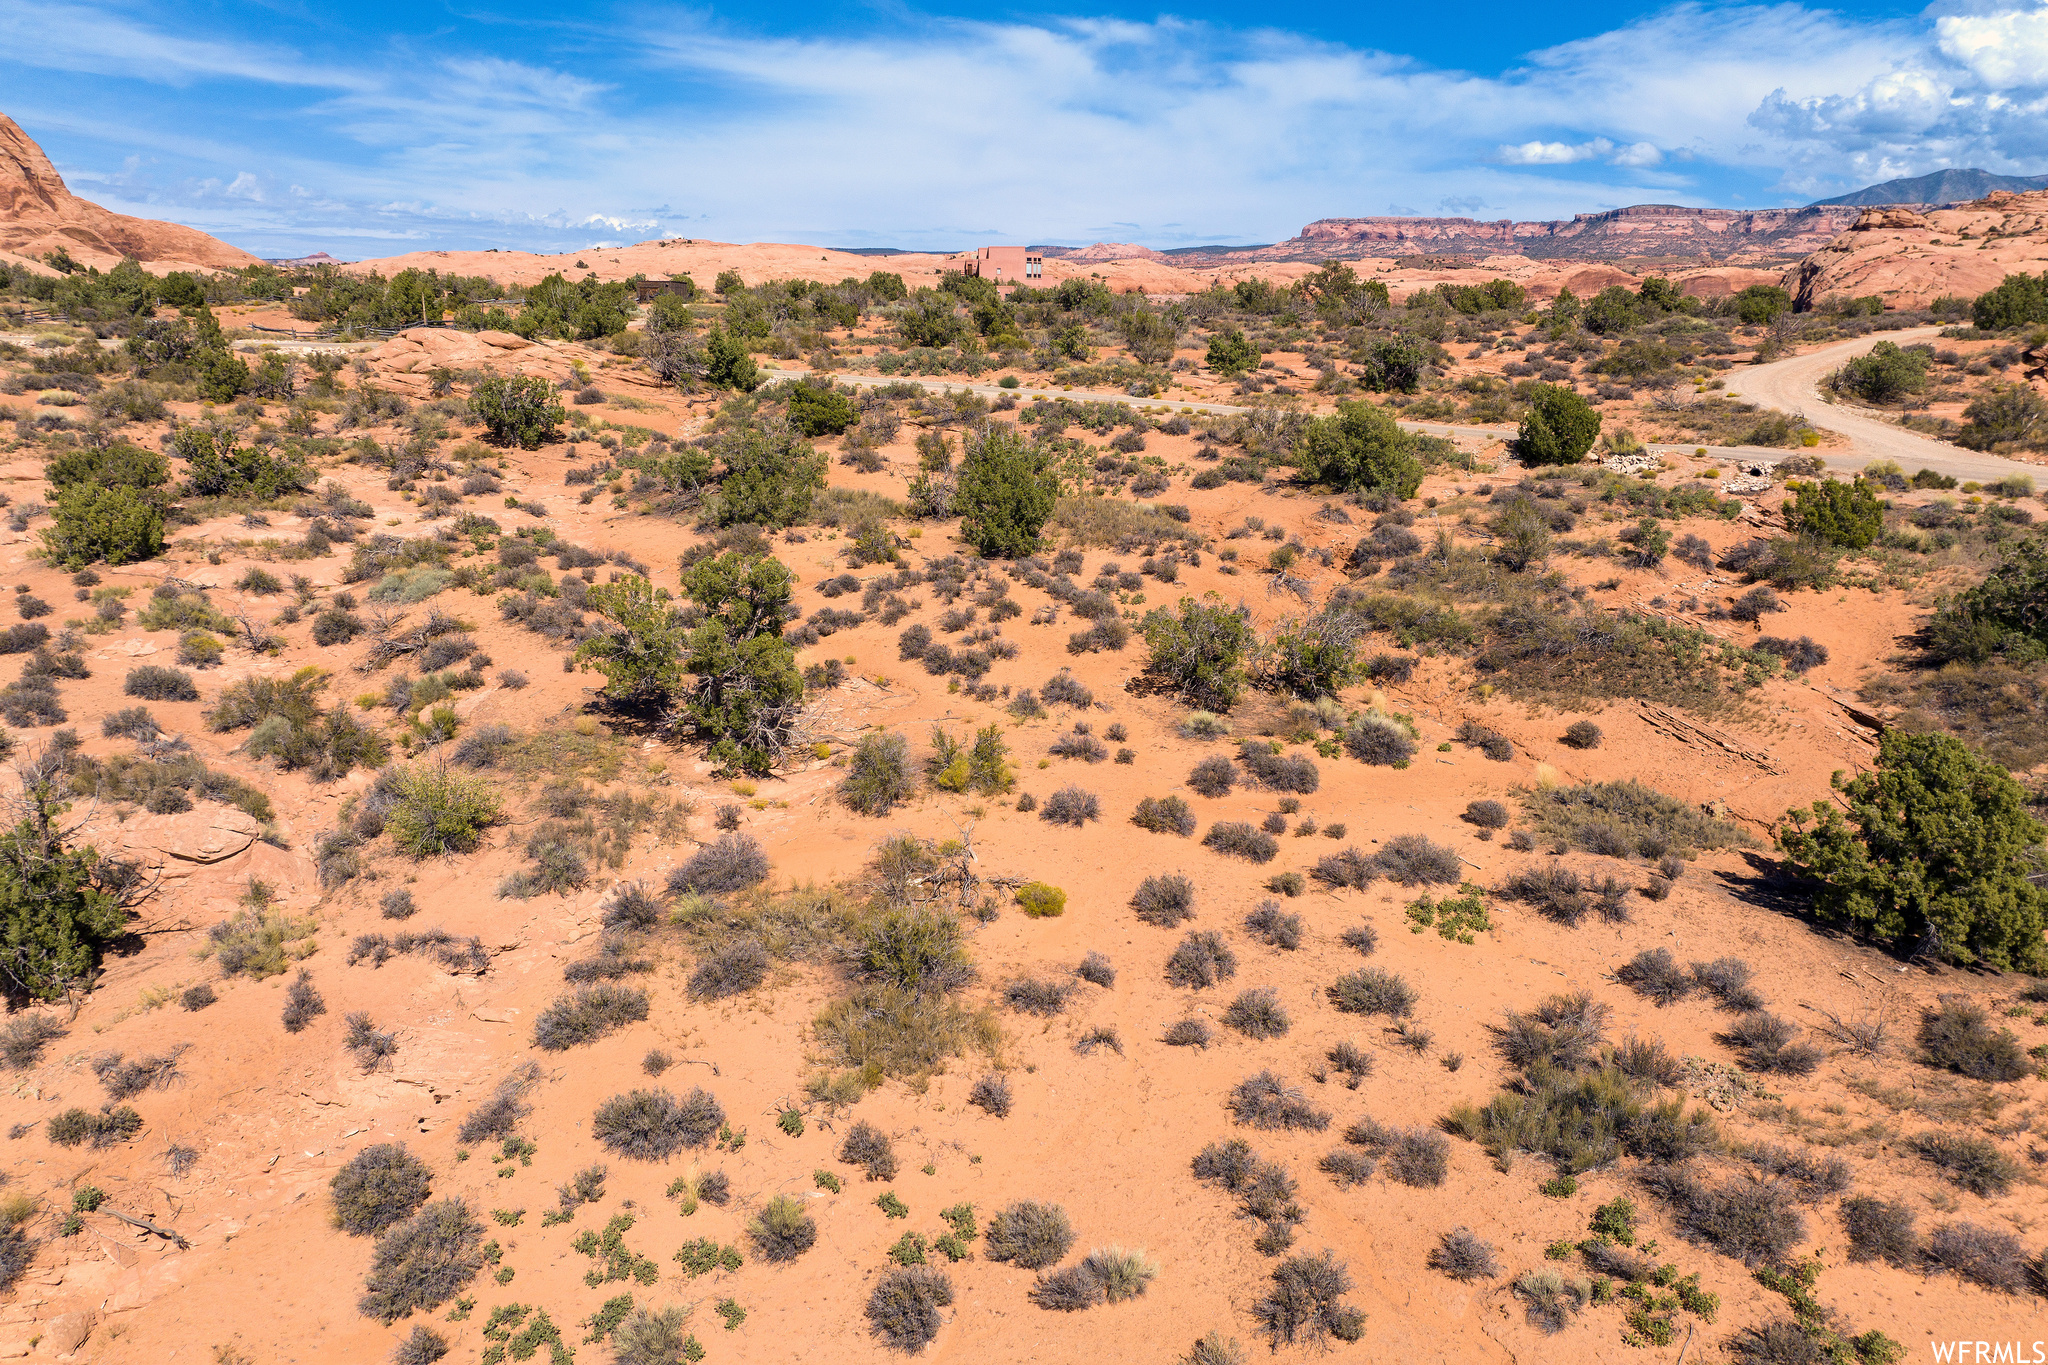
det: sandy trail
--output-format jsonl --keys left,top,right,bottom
{"left": 1728, "top": 326, "right": 2041, "bottom": 481}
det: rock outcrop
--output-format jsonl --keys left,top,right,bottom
{"left": 0, "top": 112, "right": 259, "bottom": 271}
{"left": 1782, "top": 190, "right": 2048, "bottom": 311}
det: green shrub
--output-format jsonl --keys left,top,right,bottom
{"left": 705, "top": 326, "right": 760, "bottom": 391}
{"left": 1970, "top": 270, "right": 2048, "bottom": 330}
{"left": 43, "top": 485, "right": 164, "bottom": 568}
{"left": 1786, "top": 478, "right": 1883, "bottom": 549}
{"left": 1143, "top": 596, "right": 1255, "bottom": 710}
{"left": 1293, "top": 401, "right": 1424, "bottom": 497}
{"left": 1015, "top": 882, "right": 1066, "bottom": 918}
{"left": 1514, "top": 384, "right": 1600, "bottom": 466}
{"left": 1955, "top": 383, "right": 2048, "bottom": 453}
{"left": 46, "top": 1105, "right": 142, "bottom": 1148}
{"left": 1924, "top": 528, "right": 2048, "bottom": 664}
{"left": 469, "top": 375, "right": 564, "bottom": 448}
{"left": 0, "top": 781, "right": 127, "bottom": 1000}
{"left": 711, "top": 420, "right": 825, "bottom": 528}
{"left": 840, "top": 731, "right": 916, "bottom": 815}
{"left": 1734, "top": 284, "right": 1792, "bottom": 325}
{"left": 1779, "top": 732, "right": 2046, "bottom": 970}
{"left": 173, "top": 426, "right": 311, "bottom": 500}
{"left": 784, "top": 381, "right": 858, "bottom": 436}
{"left": 955, "top": 424, "right": 1056, "bottom": 558}
{"left": 384, "top": 766, "right": 503, "bottom": 858}
{"left": 1206, "top": 329, "right": 1259, "bottom": 377}
{"left": 1835, "top": 341, "right": 1928, "bottom": 403}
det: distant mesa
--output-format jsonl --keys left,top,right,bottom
{"left": 267, "top": 251, "right": 346, "bottom": 266}
{"left": 1809, "top": 168, "right": 2048, "bottom": 209}
{"left": 0, "top": 111, "right": 259, "bottom": 271}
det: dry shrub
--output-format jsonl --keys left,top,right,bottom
{"left": 590, "top": 1088, "right": 724, "bottom": 1160}
{"left": 688, "top": 939, "right": 769, "bottom": 999}
{"left": 1345, "top": 1118, "right": 1449, "bottom": 1187}
{"left": 867, "top": 1265, "right": 953, "bottom": 1349}
{"left": 1494, "top": 992, "right": 1610, "bottom": 1070}
{"left": 357, "top": 1198, "right": 485, "bottom": 1323}
{"left": 1427, "top": 1228, "right": 1500, "bottom": 1281}
{"left": 1840, "top": 1196, "right": 1918, "bottom": 1267}
{"left": 1223, "top": 987, "right": 1290, "bottom": 1040}
{"left": 457, "top": 1064, "right": 539, "bottom": 1144}
{"left": 1744, "top": 1143, "right": 1850, "bottom": 1202}
{"left": 1327, "top": 967, "right": 1415, "bottom": 1017}
{"left": 1376, "top": 833, "right": 1462, "bottom": 886}
{"left": 840, "top": 1120, "right": 899, "bottom": 1180}
{"left": 1041, "top": 784, "right": 1101, "bottom": 825}
{"left": 1254, "top": 1251, "right": 1365, "bottom": 1347}
{"left": 1, "top": 1016, "right": 65, "bottom": 1070}
{"left": 1521, "top": 779, "right": 1749, "bottom": 857}
{"left": 1918, "top": 997, "right": 2029, "bottom": 1082}
{"left": 1513, "top": 1269, "right": 1588, "bottom": 1334}
{"left": 1164, "top": 1018, "right": 1213, "bottom": 1047}
{"left": 1642, "top": 1166, "right": 1805, "bottom": 1265}
{"left": 969, "top": 1073, "right": 1013, "bottom": 1117}
{"left": 749, "top": 1193, "right": 817, "bottom": 1263}
{"left": 331, "top": 1143, "right": 433, "bottom": 1236}
{"left": 1616, "top": 947, "right": 1693, "bottom": 1005}
{"left": 1227, "top": 1071, "right": 1330, "bottom": 1131}
{"left": 1076, "top": 951, "right": 1116, "bottom": 987}
{"left": 1203, "top": 821, "right": 1278, "bottom": 863}
{"left": 1133, "top": 795, "right": 1197, "bottom": 835}
{"left": 1912, "top": 1131, "right": 2021, "bottom": 1197}
{"left": 1497, "top": 865, "right": 1589, "bottom": 925}
{"left": 1245, "top": 900, "right": 1302, "bottom": 949}
{"left": 1131, "top": 874, "right": 1196, "bottom": 926}
{"left": 1924, "top": 1221, "right": 2032, "bottom": 1294}
{"left": 532, "top": 983, "right": 649, "bottom": 1050}
{"left": 1187, "top": 755, "right": 1237, "bottom": 796}
{"left": 1312, "top": 847, "right": 1378, "bottom": 891}
{"left": 667, "top": 833, "right": 770, "bottom": 894}
{"left": 1004, "top": 977, "right": 1074, "bottom": 1016}
{"left": 1691, "top": 956, "right": 1764, "bottom": 1011}
{"left": 1165, "top": 931, "right": 1237, "bottom": 989}
{"left": 985, "top": 1201, "right": 1074, "bottom": 1270}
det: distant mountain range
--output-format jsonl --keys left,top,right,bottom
{"left": 1811, "top": 169, "right": 2048, "bottom": 208}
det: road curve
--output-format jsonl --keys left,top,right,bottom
{"left": 1728, "top": 327, "right": 2040, "bottom": 483}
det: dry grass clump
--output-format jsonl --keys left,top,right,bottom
{"left": 1513, "top": 1269, "right": 1589, "bottom": 1333}
{"left": 1327, "top": 967, "right": 1415, "bottom": 1017}
{"left": 343, "top": 1013, "right": 399, "bottom": 1072}
{"left": 1918, "top": 997, "right": 2029, "bottom": 1081}
{"left": 1561, "top": 720, "right": 1602, "bottom": 749}
{"left": 1326, "top": 1038, "right": 1374, "bottom": 1088}
{"left": 391, "top": 1324, "right": 449, "bottom": 1365}
{"left": 1165, "top": 931, "right": 1238, "bottom": 989}
{"left": 666, "top": 833, "right": 770, "bottom": 894}
{"left": 1343, "top": 716, "right": 1416, "bottom": 765}
{"left": 282, "top": 970, "right": 326, "bottom": 1032}
{"left": 89, "top": 1047, "right": 183, "bottom": 1100}
{"left": 1840, "top": 1196, "right": 1918, "bottom": 1267}
{"left": 590, "top": 1088, "right": 724, "bottom": 1159}
{"left": 532, "top": 983, "right": 649, "bottom": 1050}
{"left": 1427, "top": 1228, "right": 1500, "bottom": 1281}
{"left": 749, "top": 1193, "right": 818, "bottom": 1263}
{"left": 867, "top": 1265, "right": 953, "bottom": 1349}
{"left": 47, "top": 1105, "right": 143, "bottom": 1148}
{"left": 1743, "top": 1144, "right": 1850, "bottom": 1202}
{"left": 1040, "top": 784, "right": 1101, "bottom": 825}
{"left": 1132, "top": 795, "right": 1197, "bottom": 835}
{"left": 331, "top": 1143, "right": 433, "bottom": 1236}
{"left": 1911, "top": 1131, "right": 2022, "bottom": 1196}
{"left": 968, "top": 1073, "right": 1013, "bottom": 1117}
{"left": 1076, "top": 951, "right": 1116, "bottom": 987}
{"left": 1227, "top": 1071, "right": 1330, "bottom": 1131}
{"left": 357, "top": 1198, "right": 485, "bottom": 1323}
{"left": 1463, "top": 799, "right": 1510, "bottom": 830}
{"left": 1612, "top": 1036, "right": 1681, "bottom": 1087}
{"left": 1520, "top": 779, "right": 1750, "bottom": 858}
{"left": 1236, "top": 741, "right": 1319, "bottom": 793}
{"left": 125, "top": 664, "right": 198, "bottom": 700}
{"left": 1203, "top": 821, "right": 1279, "bottom": 862}
{"left": 1616, "top": 947, "right": 1693, "bottom": 1005}
{"left": 1132, "top": 874, "right": 1197, "bottom": 926}
{"left": 1253, "top": 1251, "right": 1365, "bottom": 1347}
{"left": 985, "top": 1201, "right": 1074, "bottom": 1270}
{"left": 1182, "top": 1332, "right": 1246, "bottom": 1365}
{"left": 1924, "top": 1221, "right": 2033, "bottom": 1293}
{"left": 1723, "top": 1012, "right": 1823, "bottom": 1076}
{"left": 1223, "top": 987, "right": 1291, "bottom": 1040}
{"left": 1, "top": 1015, "right": 65, "bottom": 1070}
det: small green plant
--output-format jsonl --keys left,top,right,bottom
{"left": 777, "top": 1106, "right": 804, "bottom": 1137}
{"left": 888, "top": 1231, "right": 929, "bottom": 1265}
{"left": 674, "top": 1238, "right": 743, "bottom": 1277}
{"left": 492, "top": 1208, "right": 523, "bottom": 1227}
{"left": 1589, "top": 1197, "right": 1637, "bottom": 1246}
{"left": 1545, "top": 1239, "right": 1576, "bottom": 1260}
{"left": 717, "top": 1122, "right": 746, "bottom": 1152}
{"left": 71, "top": 1185, "right": 106, "bottom": 1212}
{"left": 715, "top": 1299, "right": 746, "bottom": 1331}
{"left": 1405, "top": 883, "right": 1492, "bottom": 943}
{"left": 814, "top": 1169, "right": 842, "bottom": 1193}
{"left": 1540, "top": 1175, "right": 1579, "bottom": 1199}
{"left": 877, "top": 1191, "right": 909, "bottom": 1219}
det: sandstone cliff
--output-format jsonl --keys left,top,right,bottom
{"left": 0, "top": 112, "right": 259, "bottom": 272}
{"left": 1782, "top": 190, "right": 2048, "bottom": 310}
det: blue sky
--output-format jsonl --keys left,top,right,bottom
{"left": 4, "top": 0, "right": 2047, "bottom": 258}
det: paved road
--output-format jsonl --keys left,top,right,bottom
{"left": 1728, "top": 326, "right": 2041, "bottom": 484}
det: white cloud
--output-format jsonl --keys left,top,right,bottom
{"left": 1936, "top": 2, "right": 2048, "bottom": 89}
{"left": 1498, "top": 139, "right": 1614, "bottom": 165}
{"left": 5, "top": 0, "right": 2048, "bottom": 254}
